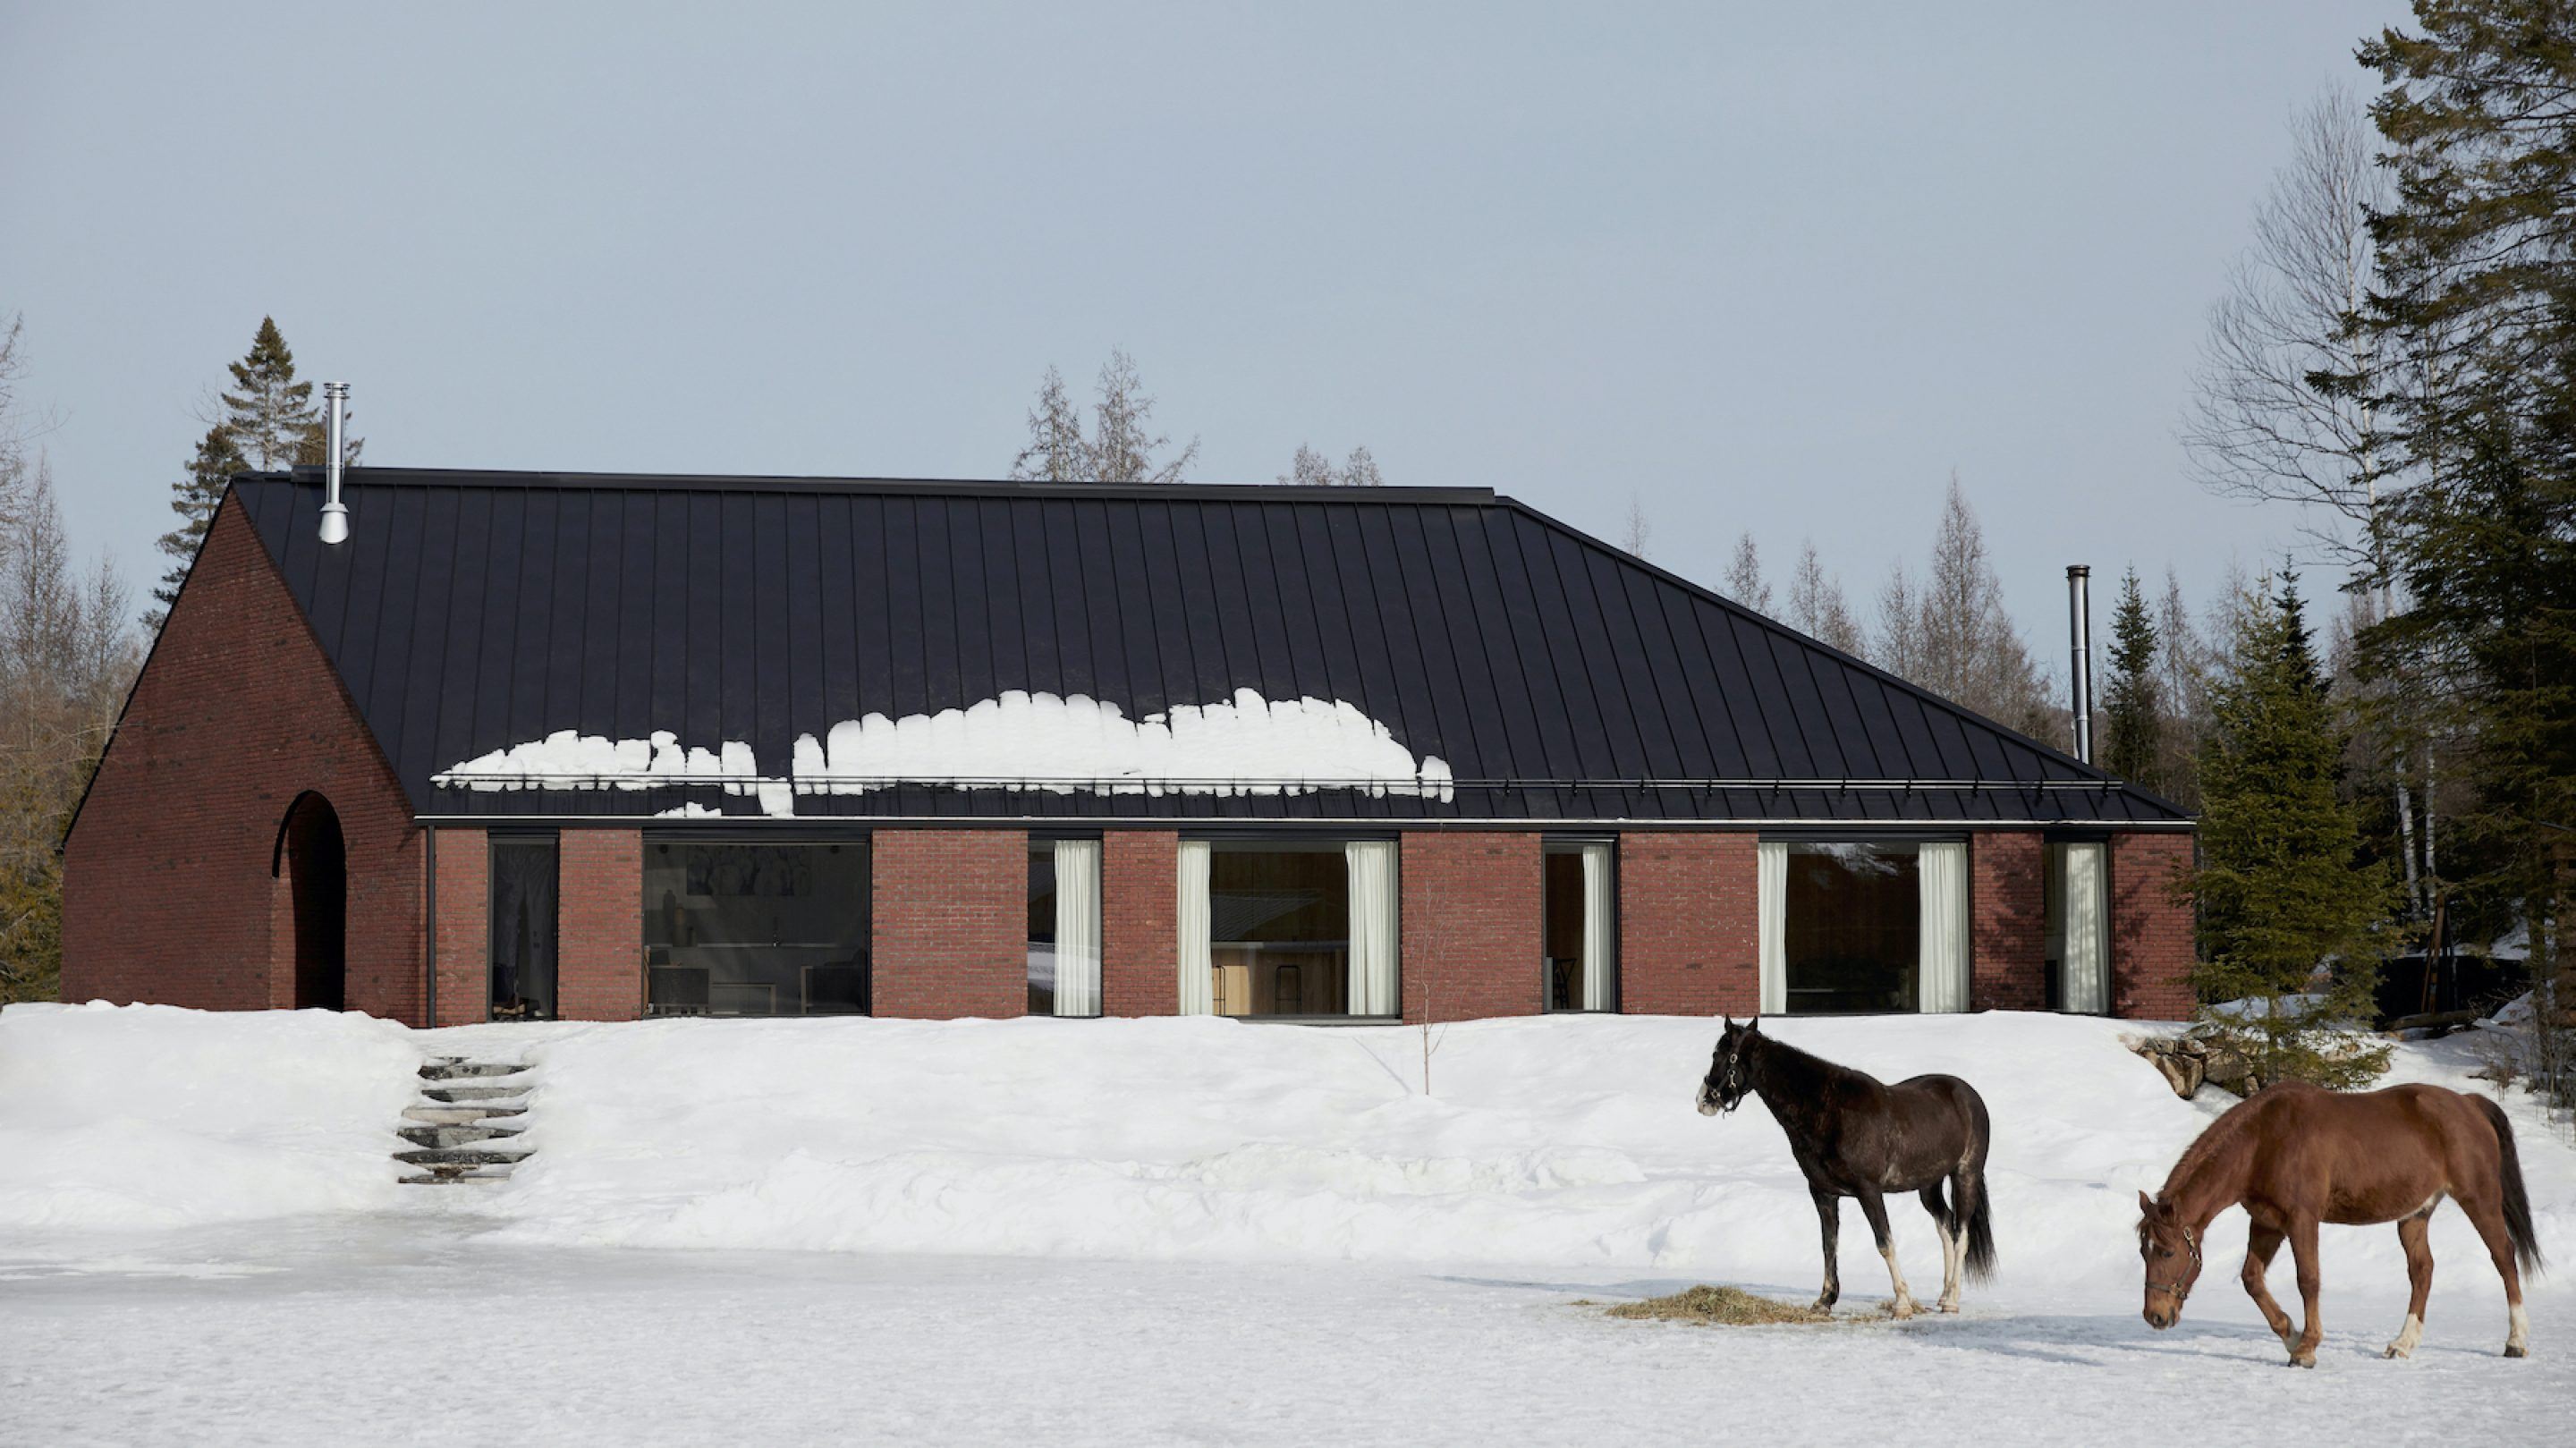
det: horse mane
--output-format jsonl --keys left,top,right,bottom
{"left": 1750, "top": 1029, "right": 1874, "bottom": 1097}
{"left": 2157, "top": 1100, "right": 2250, "bottom": 1207}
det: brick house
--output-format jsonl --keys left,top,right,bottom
{"left": 63, "top": 468, "right": 2197, "bottom": 1027}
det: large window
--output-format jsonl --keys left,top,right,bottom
{"left": 489, "top": 834, "right": 558, "bottom": 1020}
{"left": 1178, "top": 838, "right": 1398, "bottom": 1018}
{"left": 1029, "top": 838, "right": 1102, "bottom": 1017}
{"left": 2045, "top": 841, "right": 2110, "bottom": 1013}
{"left": 1545, "top": 840, "right": 1617, "bottom": 1012}
{"left": 1757, "top": 839, "right": 1969, "bottom": 1014}
{"left": 643, "top": 837, "right": 871, "bottom": 1017}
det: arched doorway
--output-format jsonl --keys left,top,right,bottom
{"left": 275, "top": 792, "right": 347, "bottom": 1011}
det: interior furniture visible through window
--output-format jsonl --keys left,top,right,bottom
{"left": 1029, "top": 837, "right": 1102, "bottom": 1017}
{"left": 2044, "top": 840, "right": 2110, "bottom": 1012}
{"left": 1756, "top": 839, "right": 1970, "bottom": 1014}
{"left": 642, "top": 835, "right": 871, "bottom": 1017}
{"left": 1175, "top": 837, "right": 1398, "bottom": 1019}
{"left": 1544, "top": 840, "right": 1617, "bottom": 1012}
{"left": 488, "top": 833, "right": 558, "bottom": 1021}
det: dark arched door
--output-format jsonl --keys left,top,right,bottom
{"left": 277, "top": 793, "right": 347, "bottom": 1011}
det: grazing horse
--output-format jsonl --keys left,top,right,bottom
{"left": 1698, "top": 1014, "right": 1996, "bottom": 1317}
{"left": 2138, "top": 1080, "right": 2543, "bottom": 1366}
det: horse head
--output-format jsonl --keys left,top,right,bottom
{"left": 1697, "top": 1013, "right": 1761, "bottom": 1116}
{"left": 2137, "top": 1190, "right": 2203, "bottom": 1329}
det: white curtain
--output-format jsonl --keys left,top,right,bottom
{"left": 1176, "top": 840, "right": 1213, "bottom": 1015}
{"left": 1052, "top": 839, "right": 1101, "bottom": 1017}
{"left": 1580, "top": 843, "right": 1616, "bottom": 1011}
{"left": 1757, "top": 842, "right": 1789, "bottom": 1015}
{"left": 2063, "top": 842, "right": 2109, "bottom": 1014}
{"left": 1345, "top": 840, "right": 1400, "bottom": 1017}
{"left": 1916, "top": 841, "right": 1970, "bottom": 1014}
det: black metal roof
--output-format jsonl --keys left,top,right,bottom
{"left": 229, "top": 468, "right": 2189, "bottom": 827}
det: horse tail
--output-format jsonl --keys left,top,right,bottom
{"left": 1958, "top": 1086, "right": 1997, "bottom": 1283}
{"left": 2478, "top": 1095, "right": 2546, "bottom": 1276}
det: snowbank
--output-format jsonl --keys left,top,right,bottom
{"left": 0, "top": 1002, "right": 420, "bottom": 1231}
{"left": 5, "top": 1003, "right": 2569, "bottom": 1297}
{"left": 473, "top": 1012, "right": 2575, "bottom": 1291}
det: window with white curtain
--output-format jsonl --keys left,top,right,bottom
{"left": 1544, "top": 840, "right": 1617, "bottom": 1012}
{"left": 1029, "top": 838, "right": 1101, "bottom": 1017}
{"left": 1182, "top": 838, "right": 1398, "bottom": 1018}
{"left": 1757, "top": 838, "right": 1970, "bottom": 1014}
{"left": 2046, "top": 841, "right": 2110, "bottom": 1014}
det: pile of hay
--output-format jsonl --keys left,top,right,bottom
{"left": 1604, "top": 1285, "right": 1827, "bottom": 1326}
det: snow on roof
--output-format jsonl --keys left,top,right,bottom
{"left": 431, "top": 690, "right": 1455, "bottom": 817}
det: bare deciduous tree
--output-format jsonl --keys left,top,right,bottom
{"left": 1279, "top": 443, "right": 1383, "bottom": 487}
{"left": 1785, "top": 540, "right": 1864, "bottom": 656}
{"left": 2180, "top": 88, "right": 2431, "bottom": 909}
{"left": 1620, "top": 493, "right": 1651, "bottom": 559}
{"left": 1009, "top": 350, "right": 1199, "bottom": 484}
{"left": 1724, "top": 531, "right": 1770, "bottom": 613}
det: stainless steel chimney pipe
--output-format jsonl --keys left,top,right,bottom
{"left": 2066, "top": 563, "right": 2093, "bottom": 765}
{"left": 318, "top": 382, "right": 350, "bottom": 546}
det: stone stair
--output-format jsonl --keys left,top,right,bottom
{"left": 396, "top": 1056, "right": 535, "bottom": 1184}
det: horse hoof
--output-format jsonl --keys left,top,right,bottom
{"left": 1885, "top": 1301, "right": 1918, "bottom": 1321}
{"left": 2383, "top": 1345, "right": 2408, "bottom": 1360}
{"left": 2288, "top": 1355, "right": 2316, "bottom": 1369}
{"left": 2505, "top": 1344, "right": 2528, "bottom": 1359}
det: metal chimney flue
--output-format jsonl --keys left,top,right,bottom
{"left": 2066, "top": 563, "right": 2094, "bottom": 765}
{"left": 318, "top": 382, "right": 350, "bottom": 546}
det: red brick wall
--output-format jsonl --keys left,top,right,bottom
{"left": 1618, "top": 832, "right": 1757, "bottom": 1016}
{"left": 1972, "top": 832, "right": 2046, "bottom": 1012}
{"left": 1103, "top": 830, "right": 1178, "bottom": 1016}
{"left": 2112, "top": 832, "right": 2197, "bottom": 1020}
{"left": 62, "top": 498, "right": 425, "bottom": 1021}
{"left": 429, "top": 827, "right": 488, "bottom": 1027}
{"left": 1401, "top": 832, "right": 1542, "bottom": 1023}
{"left": 873, "top": 828, "right": 1025, "bottom": 1019}
{"left": 556, "top": 830, "right": 642, "bottom": 1020}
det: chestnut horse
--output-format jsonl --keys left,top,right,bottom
{"left": 2137, "top": 1080, "right": 2542, "bottom": 1366}
{"left": 1699, "top": 1015, "right": 1996, "bottom": 1317}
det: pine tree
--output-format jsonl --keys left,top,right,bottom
{"left": 2189, "top": 572, "right": 2396, "bottom": 1088}
{"left": 2356, "top": 0, "right": 2576, "bottom": 1063}
{"left": 2101, "top": 567, "right": 2163, "bottom": 792}
{"left": 149, "top": 423, "right": 245, "bottom": 629}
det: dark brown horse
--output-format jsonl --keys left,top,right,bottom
{"left": 2138, "top": 1080, "right": 2543, "bottom": 1366}
{"left": 1699, "top": 1015, "right": 1996, "bottom": 1316}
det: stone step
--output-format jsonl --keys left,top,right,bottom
{"left": 394, "top": 1146, "right": 535, "bottom": 1167}
{"left": 398, "top": 1170, "right": 515, "bottom": 1185}
{"left": 419, "top": 1085, "right": 530, "bottom": 1104}
{"left": 395, "top": 1123, "right": 523, "bottom": 1148}
{"left": 419, "top": 1061, "right": 527, "bottom": 1081}
{"left": 402, "top": 1105, "right": 527, "bottom": 1125}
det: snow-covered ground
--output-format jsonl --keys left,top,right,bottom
{"left": 1, "top": 1003, "right": 2570, "bottom": 1444}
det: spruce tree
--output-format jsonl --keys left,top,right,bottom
{"left": 2100, "top": 567, "right": 2162, "bottom": 792}
{"left": 221, "top": 317, "right": 318, "bottom": 470}
{"left": 149, "top": 423, "right": 245, "bottom": 628}
{"left": 2190, "top": 573, "right": 2396, "bottom": 1088}
{"left": 152, "top": 319, "right": 360, "bottom": 627}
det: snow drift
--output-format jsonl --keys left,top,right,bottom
{"left": 0, "top": 1002, "right": 419, "bottom": 1230}
{"left": 4, "top": 1003, "right": 2569, "bottom": 1300}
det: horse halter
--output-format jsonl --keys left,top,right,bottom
{"left": 1709, "top": 1044, "right": 1750, "bottom": 1113}
{"left": 2149, "top": 1224, "right": 2202, "bottom": 1305}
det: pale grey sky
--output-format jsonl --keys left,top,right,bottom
{"left": 3, "top": 1, "right": 2402, "bottom": 654}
